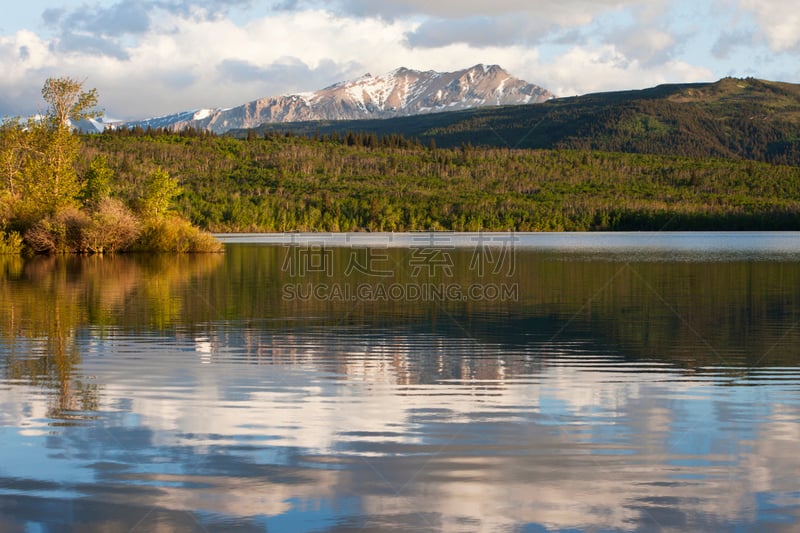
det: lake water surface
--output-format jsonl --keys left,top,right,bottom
{"left": 1, "top": 232, "right": 800, "bottom": 532}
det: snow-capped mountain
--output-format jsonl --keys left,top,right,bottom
{"left": 125, "top": 64, "right": 554, "bottom": 134}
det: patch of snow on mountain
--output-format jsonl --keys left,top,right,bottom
{"left": 496, "top": 77, "right": 509, "bottom": 96}
{"left": 193, "top": 109, "right": 213, "bottom": 120}
{"left": 345, "top": 84, "right": 367, "bottom": 110}
{"left": 399, "top": 78, "right": 410, "bottom": 109}
{"left": 361, "top": 74, "right": 397, "bottom": 110}
{"left": 294, "top": 91, "right": 317, "bottom": 104}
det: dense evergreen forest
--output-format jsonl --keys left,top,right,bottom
{"left": 83, "top": 127, "right": 800, "bottom": 232}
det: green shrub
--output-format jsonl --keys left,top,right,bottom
{"left": 17, "top": 204, "right": 218, "bottom": 255}
{"left": 0, "top": 229, "right": 23, "bottom": 255}
{"left": 133, "top": 215, "right": 222, "bottom": 253}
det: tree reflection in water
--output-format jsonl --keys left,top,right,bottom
{"left": 0, "top": 253, "right": 223, "bottom": 421}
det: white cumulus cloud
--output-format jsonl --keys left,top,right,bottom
{"left": 737, "top": 0, "right": 800, "bottom": 52}
{"left": 529, "top": 45, "right": 713, "bottom": 97}
{"left": 0, "top": 0, "right": 793, "bottom": 119}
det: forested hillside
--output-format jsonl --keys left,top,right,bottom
{"left": 83, "top": 129, "right": 800, "bottom": 232}
{"left": 241, "top": 77, "right": 800, "bottom": 166}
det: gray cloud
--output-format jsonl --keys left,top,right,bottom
{"left": 217, "top": 58, "right": 277, "bottom": 83}
{"left": 404, "top": 15, "right": 553, "bottom": 48}
{"left": 42, "top": 2, "right": 151, "bottom": 59}
{"left": 401, "top": 4, "right": 679, "bottom": 63}
{"left": 272, "top": 0, "right": 301, "bottom": 11}
{"left": 153, "top": 0, "right": 253, "bottom": 20}
{"left": 52, "top": 32, "right": 131, "bottom": 60}
{"left": 0, "top": 96, "right": 13, "bottom": 118}
{"left": 316, "top": 0, "right": 642, "bottom": 20}
{"left": 550, "top": 28, "right": 587, "bottom": 46}
{"left": 217, "top": 57, "right": 361, "bottom": 94}
{"left": 43, "top": 2, "right": 152, "bottom": 37}
{"left": 0, "top": 80, "right": 49, "bottom": 118}
{"left": 161, "top": 70, "right": 199, "bottom": 90}
{"left": 329, "top": 0, "right": 673, "bottom": 54}
{"left": 712, "top": 29, "right": 754, "bottom": 59}
{"left": 41, "top": 8, "right": 66, "bottom": 26}
{"left": 41, "top": 0, "right": 252, "bottom": 58}
{"left": 607, "top": 26, "right": 681, "bottom": 67}
{"left": 86, "top": 2, "right": 152, "bottom": 34}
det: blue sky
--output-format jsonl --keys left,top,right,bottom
{"left": 1, "top": 0, "right": 798, "bottom": 120}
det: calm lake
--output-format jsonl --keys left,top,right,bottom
{"left": 1, "top": 232, "right": 800, "bottom": 532}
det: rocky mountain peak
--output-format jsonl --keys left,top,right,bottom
{"left": 124, "top": 65, "right": 554, "bottom": 134}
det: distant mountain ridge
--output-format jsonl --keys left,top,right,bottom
{"left": 123, "top": 64, "right": 553, "bottom": 134}
{"left": 243, "top": 76, "right": 800, "bottom": 166}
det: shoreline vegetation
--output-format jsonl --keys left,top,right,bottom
{"left": 85, "top": 126, "right": 800, "bottom": 233}
{"left": 0, "top": 78, "right": 222, "bottom": 256}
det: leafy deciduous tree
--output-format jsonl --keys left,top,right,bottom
{"left": 81, "top": 156, "right": 114, "bottom": 208}
{"left": 140, "top": 168, "right": 182, "bottom": 220}
{"left": 16, "top": 77, "right": 102, "bottom": 219}
{"left": 41, "top": 77, "right": 101, "bottom": 128}
{"left": 19, "top": 120, "right": 83, "bottom": 217}
{"left": 0, "top": 119, "right": 28, "bottom": 198}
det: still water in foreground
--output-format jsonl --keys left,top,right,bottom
{"left": 1, "top": 232, "right": 800, "bottom": 532}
